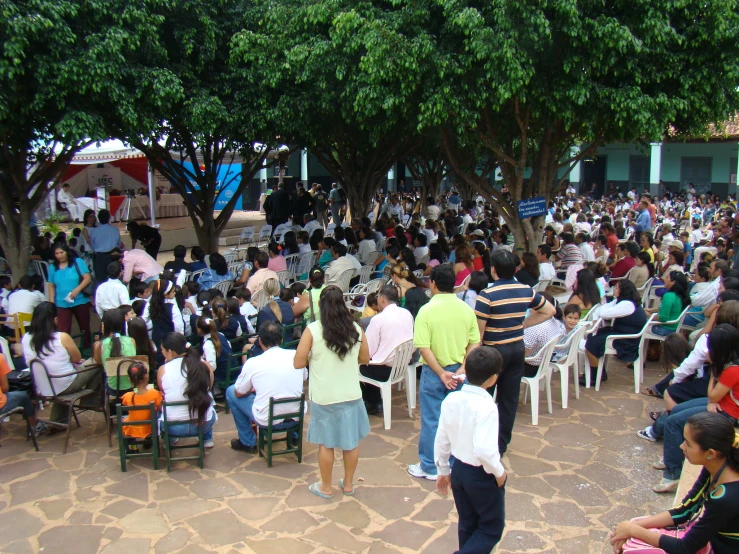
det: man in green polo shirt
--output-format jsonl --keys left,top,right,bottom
{"left": 408, "top": 264, "right": 480, "bottom": 481}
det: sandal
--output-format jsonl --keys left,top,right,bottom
{"left": 641, "top": 386, "right": 662, "bottom": 398}
{"left": 339, "top": 478, "right": 355, "bottom": 496}
{"left": 649, "top": 411, "right": 663, "bottom": 422}
{"left": 308, "top": 482, "right": 334, "bottom": 499}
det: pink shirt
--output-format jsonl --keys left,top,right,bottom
{"left": 122, "top": 249, "right": 164, "bottom": 283}
{"left": 365, "top": 303, "right": 414, "bottom": 365}
{"left": 268, "top": 255, "right": 287, "bottom": 272}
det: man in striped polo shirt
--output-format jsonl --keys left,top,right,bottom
{"left": 475, "top": 250, "right": 555, "bottom": 454}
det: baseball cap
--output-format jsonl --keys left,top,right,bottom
{"left": 669, "top": 240, "right": 684, "bottom": 250}
{"left": 472, "top": 229, "right": 485, "bottom": 237}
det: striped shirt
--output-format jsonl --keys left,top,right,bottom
{"left": 556, "top": 244, "right": 583, "bottom": 269}
{"left": 474, "top": 279, "right": 545, "bottom": 346}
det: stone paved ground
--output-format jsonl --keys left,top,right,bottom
{"left": 0, "top": 359, "right": 674, "bottom": 554}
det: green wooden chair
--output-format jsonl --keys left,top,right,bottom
{"left": 162, "top": 401, "right": 204, "bottom": 472}
{"left": 281, "top": 320, "right": 306, "bottom": 349}
{"left": 218, "top": 348, "right": 252, "bottom": 414}
{"left": 258, "top": 394, "right": 305, "bottom": 467}
{"left": 116, "top": 403, "right": 159, "bottom": 472}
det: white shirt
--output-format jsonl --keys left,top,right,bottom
{"left": 357, "top": 239, "right": 377, "bottom": 264}
{"left": 57, "top": 189, "right": 77, "bottom": 206}
{"left": 233, "top": 347, "right": 308, "bottom": 426}
{"left": 589, "top": 299, "right": 636, "bottom": 321}
{"left": 365, "top": 303, "right": 414, "bottom": 365}
{"left": 423, "top": 229, "right": 437, "bottom": 243}
{"left": 423, "top": 205, "right": 441, "bottom": 221}
{"left": 691, "top": 229, "right": 703, "bottom": 245}
{"left": 672, "top": 334, "right": 707, "bottom": 383}
{"left": 346, "top": 254, "right": 362, "bottom": 272}
{"left": 577, "top": 242, "right": 595, "bottom": 262}
{"left": 692, "top": 278, "right": 720, "bottom": 310}
{"left": 6, "top": 289, "right": 45, "bottom": 317}
{"left": 303, "top": 220, "right": 322, "bottom": 237}
{"left": 539, "top": 262, "right": 556, "bottom": 281}
{"left": 95, "top": 279, "right": 130, "bottom": 318}
{"left": 434, "top": 384, "right": 505, "bottom": 478}
{"left": 413, "top": 246, "right": 429, "bottom": 265}
{"left": 325, "top": 256, "right": 356, "bottom": 281}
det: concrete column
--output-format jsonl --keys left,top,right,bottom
{"left": 259, "top": 166, "right": 268, "bottom": 193}
{"left": 387, "top": 164, "right": 396, "bottom": 193}
{"left": 300, "top": 148, "right": 308, "bottom": 183}
{"left": 732, "top": 144, "right": 739, "bottom": 197}
{"left": 649, "top": 142, "right": 662, "bottom": 197}
{"left": 148, "top": 164, "right": 157, "bottom": 227}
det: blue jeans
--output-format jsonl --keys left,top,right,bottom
{"left": 662, "top": 397, "right": 709, "bottom": 480}
{"left": 419, "top": 363, "right": 460, "bottom": 474}
{"left": 166, "top": 410, "right": 216, "bottom": 442}
{"left": 651, "top": 325, "right": 675, "bottom": 337}
{"left": 683, "top": 313, "right": 705, "bottom": 328}
{"left": 0, "top": 391, "right": 33, "bottom": 419}
{"left": 225, "top": 386, "right": 297, "bottom": 447}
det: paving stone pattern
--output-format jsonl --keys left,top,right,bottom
{"left": 0, "top": 359, "right": 674, "bottom": 553}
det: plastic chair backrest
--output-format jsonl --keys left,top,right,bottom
{"left": 328, "top": 269, "right": 355, "bottom": 292}
{"left": 558, "top": 324, "right": 588, "bottom": 368}
{"left": 259, "top": 225, "right": 273, "bottom": 239}
{"left": 365, "top": 278, "right": 385, "bottom": 295}
{"left": 358, "top": 265, "right": 375, "bottom": 285}
{"left": 252, "top": 288, "right": 269, "bottom": 311}
{"left": 387, "top": 339, "right": 416, "bottom": 382}
{"left": 276, "top": 270, "right": 291, "bottom": 287}
{"left": 525, "top": 335, "right": 562, "bottom": 380}
{"left": 213, "top": 280, "right": 234, "bottom": 296}
{"left": 240, "top": 227, "right": 255, "bottom": 243}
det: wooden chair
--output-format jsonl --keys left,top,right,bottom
{"left": 358, "top": 339, "right": 415, "bottom": 429}
{"left": 218, "top": 348, "right": 251, "bottom": 414}
{"left": 28, "top": 358, "right": 105, "bottom": 454}
{"left": 162, "top": 400, "right": 205, "bottom": 472}
{"left": 0, "top": 314, "right": 22, "bottom": 343}
{"left": 281, "top": 320, "right": 306, "bottom": 349}
{"left": 258, "top": 394, "right": 305, "bottom": 468}
{"left": 116, "top": 403, "right": 159, "bottom": 471}
{"left": 104, "top": 356, "right": 149, "bottom": 446}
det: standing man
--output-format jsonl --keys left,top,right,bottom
{"left": 57, "top": 183, "right": 82, "bottom": 222}
{"left": 631, "top": 199, "right": 652, "bottom": 242}
{"left": 292, "top": 185, "right": 314, "bottom": 225}
{"left": 329, "top": 183, "right": 343, "bottom": 224}
{"left": 264, "top": 183, "right": 291, "bottom": 231}
{"left": 474, "top": 250, "right": 555, "bottom": 455}
{"left": 312, "top": 184, "right": 329, "bottom": 229}
{"left": 407, "top": 265, "right": 480, "bottom": 481}
{"left": 88, "top": 209, "right": 121, "bottom": 284}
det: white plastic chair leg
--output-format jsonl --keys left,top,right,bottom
{"left": 381, "top": 383, "right": 392, "bottom": 430}
{"left": 572, "top": 362, "right": 580, "bottom": 400}
{"left": 529, "top": 383, "right": 539, "bottom": 426}
{"left": 559, "top": 366, "right": 569, "bottom": 409}
{"left": 545, "top": 373, "right": 553, "bottom": 415}
{"left": 595, "top": 355, "right": 607, "bottom": 391}
{"left": 405, "top": 365, "right": 414, "bottom": 417}
{"left": 633, "top": 355, "right": 642, "bottom": 394}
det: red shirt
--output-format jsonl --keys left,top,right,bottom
{"left": 609, "top": 256, "right": 635, "bottom": 280}
{"left": 606, "top": 234, "right": 619, "bottom": 258}
{"left": 473, "top": 257, "right": 484, "bottom": 271}
{"left": 718, "top": 365, "right": 739, "bottom": 419}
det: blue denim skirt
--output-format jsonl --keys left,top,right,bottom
{"left": 307, "top": 398, "right": 370, "bottom": 450}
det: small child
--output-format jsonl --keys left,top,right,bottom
{"left": 361, "top": 292, "right": 379, "bottom": 319}
{"left": 435, "top": 346, "right": 506, "bottom": 554}
{"left": 553, "top": 304, "right": 582, "bottom": 361}
{"left": 118, "top": 304, "right": 135, "bottom": 322}
{"left": 120, "top": 363, "right": 162, "bottom": 453}
{"left": 235, "top": 288, "right": 258, "bottom": 319}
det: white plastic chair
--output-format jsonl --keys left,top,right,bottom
{"left": 359, "top": 339, "right": 416, "bottom": 429}
{"left": 294, "top": 251, "right": 317, "bottom": 280}
{"left": 357, "top": 264, "right": 375, "bottom": 285}
{"left": 273, "top": 223, "right": 290, "bottom": 243}
{"left": 257, "top": 225, "right": 273, "bottom": 245}
{"left": 0, "top": 335, "right": 15, "bottom": 370}
{"left": 251, "top": 288, "right": 268, "bottom": 311}
{"left": 453, "top": 274, "right": 471, "bottom": 293}
{"left": 363, "top": 250, "right": 381, "bottom": 266}
{"left": 283, "top": 253, "right": 301, "bottom": 281}
{"left": 595, "top": 314, "right": 656, "bottom": 393}
{"left": 232, "top": 227, "right": 255, "bottom": 252}
{"left": 533, "top": 279, "right": 550, "bottom": 292}
{"left": 326, "top": 268, "right": 355, "bottom": 293}
{"left": 276, "top": 270, "right": 292, "bottom": 287}
{"left": 521, "top": 335, "right": 561, "bottom": 426}
{"left": 187, "top": 269, "right": 206, "bottom": 282}
{"left": 549, "top": 324, "right": 589, "bottom": 408}
{"left": 212, "top": 280, "right": 234, "bottom": 296}
{"left": 223, "top": 252, "right": 239, "bottom": 264}
{"left": 643, "top": 305, "right": 691, "bottom": 343}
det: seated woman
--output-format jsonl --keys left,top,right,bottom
{"left": 523, "top": 292, "right": 565, "bottom": 377}
{"left": 581, "top": 280, "right": 648, "bottom": 386}
{"left": 22, "top": 302, "right": 101, "bottom": 423}
{"left": 567, "top": 268, "right": 601, "bottom": 318}
{"left": 267, "top": 243, "right": 287, "bottom": 272}
{"left": 457, "top": 271, "right": 488, "bottom": 310}
{"left": 611, "top": 412, "right": 739, "bottom": 551}
{"left": 422, "top": 243, "right": 445, "bottom": 277}
{"left": 293, "top": 268, "right": 327, "bottom": 324}
{"left": 640, "top": 323, "right": 739, "bottom": 493}
{"left": 0, "top": 356, "right": 38, "bottom": 433}
{"left": 256, "top": 279, "right": 294, "bottom": 330}
{"left": 157, "top": 332, "right": 216, "bottom": 449}
{"left": 198, "top": 253, "right": 234, "bottom": 291}
{"left": 628, "top": 252, "right": 654, "bottom": 290}
{"left": 515, "top": 252, "right": 540, "bottom": 287}
{"left": 234, "top": 247, "right": 260, "bottom": 288}
{"left": 645, "top": 271, "right": 690, "bottom": 336}
{"left": 389, "top": 263, "right": 428, "bottom": 319}
{"left": 93, "top": 308, "right": 137, "bottom": 392}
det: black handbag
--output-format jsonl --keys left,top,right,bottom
{"left": 72, "top": 259, "right": 94, "bottom": 297}
{"left": 7, "top": 370, "right": 33, "bottom": 393}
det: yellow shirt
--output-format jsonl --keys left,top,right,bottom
{"left": 307, "top": 321, "right": 363, "bottom": 405}
{"left": 414, "top": 293, "right": 480, "bottom": 367}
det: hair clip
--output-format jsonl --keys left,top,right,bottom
{"left": 204, "top": 318, "right": 212, "bottom": 325}
{"left": 113, "top": 332, "right": 121, "bottom": 338}
{"left": 202, "top": 300, "right": 209, "bottom": 305}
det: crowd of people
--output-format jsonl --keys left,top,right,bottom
{"left": 3, "top": 182, "right": 739, "bottom": 553}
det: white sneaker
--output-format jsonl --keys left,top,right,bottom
{"left": 204, "top": 440, "right": 214, "bottom": 449}
{"left": 637, "top": 427, "right": 657, "bottom": 442}
{"left": 407, "top": 463, "right": 437, "bottom": 481}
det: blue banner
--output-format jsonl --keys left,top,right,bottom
{"left": 182, "top": 162, "right": 242, "bottom": 211}
{"left": 517, "top": 197, "right": 547, "bottom": 219}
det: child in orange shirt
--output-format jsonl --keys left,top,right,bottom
{"left": 120, "top": 363, "right": 162, "bottom": 452}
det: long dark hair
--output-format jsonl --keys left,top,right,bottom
{"left": 472, "top": 243, "right": 492, "bottom": 281}
{"left": 636, "top": 251, "right": 655, "bottom": 278}
{"left": 209, "top": 253, "right": 228, "bottom": 276}
{"left": 616, "top": 279, "right": 641, "bottom": 304}
{"left": 687, "top": 412, "right": 739, "bottom": 471}
{"left": 318, "top": 286, "right": 359, "bottom": 360}
{"left": 51, "top": 242, "right": 79, "bottom": 270}
{"left": 668, "top": 271, "right": 690, "bottom": 310}
{"left": 521, "top": 252, "right": 540, "bottom": 280}
{"left": 708, "top": 324, "right": 739, "bottom": 380}
{"left": 102, "top": 308, "right": 126, "bottom": 358}
{"left": 663, "top": 332, "right": 691, "bottom": 372}
{"left": 162, "top": 332, "right": 211, "bottom": 423}
{"left": 127, "top": 317, "right": 156, "bottom": 369}
{"left": 149, "top": 279, "right": 173, "bottom": 322}
{"left": 29, "top": 302, "right": 58, "bottom": 357}
{"left": 282, "top": 231, "right": 300, "bottom": 255}
{"left": 573, "top": 269, "right": 601, "bottom": 308}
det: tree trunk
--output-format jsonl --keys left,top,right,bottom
{"left": 194, "top": 218, "right": 220, "bottom": 253}
{"left": 344, "top": 175, "right": 381, "bottom": 223}
{"left": 0, "top": 179, "right": 38, "bottom": 282}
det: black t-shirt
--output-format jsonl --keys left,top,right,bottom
{"left": 164, "top": 259, "right": 192, "bottom": 274}
{"left": 314, "top": 191, "right": 328, "bottom": 212}
{"left": 132, "top": 224, "right": 161, "bottom": 244}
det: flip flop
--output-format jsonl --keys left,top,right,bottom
{"left": 649, "top": 411, "right": 663, "bottom": 422}
{"left": 308, "top": 482, "right": 334, "bottom": 499}
{"left": 339, "top": 478, "right": 355, "bottom": 496}
{"left": 641, "top": 387, "right": 662, "bottom": 398}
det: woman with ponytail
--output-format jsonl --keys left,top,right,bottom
{"left": 255, "top": 278, "right": 294, "bottom": 330}
{"left": 157, "top": 332, "right": 216, "bottom": 448}
{"left": 294, "top": 286, "right": 371, "bottom": 499}
{"left": 195, "top": 316, "right": 232, "bottom": 382}
{"left": 612, "top": 412, "right": 739, "bottom": 553}
{"left": 93, "top": 308, "right": 137, "bottom": 391}
{"left": 148, "top": 279, "right": 184, "bottom": 365}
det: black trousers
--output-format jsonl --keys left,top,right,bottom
{"left": 144, "top": 235, "right": 162, "bottom": 260}
{"left": 452, "top": 460, "right": 505, "bottom": 554}
{"left": 486, "top": 341, "right": 525, "bottom": 454}
{"left": 359, "top": 364, "right": 392, "bottom": 404}
{"left": 93, "top": 251, "right": 113, "bottom": 284}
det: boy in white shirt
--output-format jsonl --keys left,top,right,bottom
{"left": 435, "top": 347, "right": 506, "bottom": 554}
